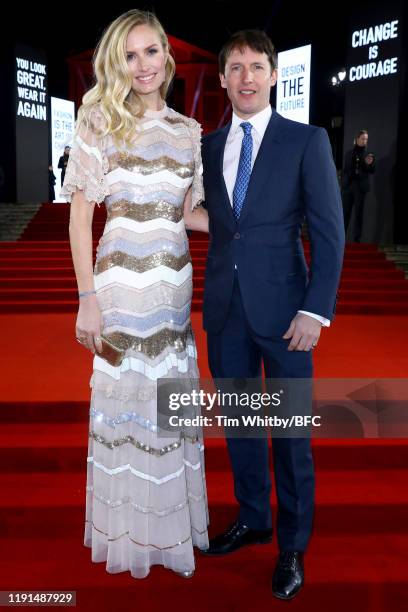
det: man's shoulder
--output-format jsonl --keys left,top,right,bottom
{"left": 202, "top": 112, "right": 325, "bottom": 148}
{"left": 274, "top": 112, "right": 323, "bottom": 140}
{"left": 202, "top": 126, "right": 227, "bottom": 143}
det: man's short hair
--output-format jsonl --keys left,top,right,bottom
{"left": 218, "top": 29, "right": 277, "bottom": 75}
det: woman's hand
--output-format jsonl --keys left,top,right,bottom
{"left": 75, "top": 294, "right": 103, "bottom": 354}
{"left": 183, "top": 187, "right": 209, "bottom": 233}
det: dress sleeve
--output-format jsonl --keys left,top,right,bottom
{"left": 186, "top": 118, "right": 204, "bottom": 211}
{"left": 60, "top": 106, "right": 110, "bottom": 206}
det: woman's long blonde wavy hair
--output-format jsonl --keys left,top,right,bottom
{"left": 77, "top": 9, "right": 175, "bottom": 145}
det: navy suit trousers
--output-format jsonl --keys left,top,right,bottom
{"left": 207, "top": 276, "right": 315, "bottom": 552}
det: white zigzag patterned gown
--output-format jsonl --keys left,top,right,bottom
{"left": 61, "top": 103, "right": 209, "bottom": 578}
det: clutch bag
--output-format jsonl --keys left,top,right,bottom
{"left": 96, "top": 335, "right": 125, "bottom": 367}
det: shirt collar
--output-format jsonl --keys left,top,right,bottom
{"left": 230, "top": 104, "right": 272, "bottom": 139}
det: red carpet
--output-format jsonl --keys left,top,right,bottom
{"left": 1, "top": 203, "right": 407, "bottom": 314}
{"left": 0, "top": 311, "right": 408, "bottom": 610}
{"left": 1, "top": 203, "right": 407, "bottom": 610}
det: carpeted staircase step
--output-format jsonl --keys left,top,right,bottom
{"left": 0, "top": 269, "right": 405, "bottom": 283}
{"left": 0, "top": 401, "right": 90, "bottom": 423}
{"left": 1, "top": 300, "right": 407, "bottom": 315}
{"left": 0, "top": 202, "right": 42, "bottom": 241}
{"left": 194, "top": 299, "right": 408, "bottom": 315}
{"left": 326, "top": 302, "right": 408, "bottom": 315}
{"left": 1, "top": 278, "right": 79, "bottom": 288}
{"left": 1, "top": 534, "right": 407, "bottom": 612}
{"left": 1, "top": 268, "right": 405, "bottom": 283}
{"left": 1, "top": 247, "right": 388, "bottom": 263}
{"left": 0, "top": 260, "right": 400, "bottom": 273}
{"left": 0, "top": 268, "right": 76, "bottom": 278}
{"left": 0, "top": 301, "right": 79, "bottom": 313}
{"left": 0, "top": 256, "right": 395, "bottom": 270}
{"left": 190, "top": 269, "right": 406, "bottom": 281}
{"left": 3, "top": 278, "right": 408, "bottom": 291}
{"left": 20, "top": 233, "right": 98, "bottom": 240}
{"left": 1, "top": 469, "right": 407, "bottom": 537}
{"left": 22, "top": 220, "right": 106, "bottom": 226}
{"left": 1, "top": 241, "right": 100, "bottom": 248}
{"left": 0, "top": 285, "right": 408, "bottom": 308}
{"left": 3, "top": 239, "right": 380, "bottom": 252}
{"left": 335, "top": 278, "right": 407, "bottom": 288}
{"left": 1, "top": 422, "right": 407, "bottom": 473}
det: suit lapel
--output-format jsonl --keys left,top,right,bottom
{"left": 209, "top": 122, "right": 236, "bottom": 225}
{"left": 238, "top": 111, "right": 284, "bottom": 224}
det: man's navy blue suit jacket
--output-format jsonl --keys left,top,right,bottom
{"left": 201, "top": 109, "right": 345, "bottom": 337}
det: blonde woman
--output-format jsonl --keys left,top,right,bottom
{"left": 61, "top": 9, "right": 209, "bottom": 579}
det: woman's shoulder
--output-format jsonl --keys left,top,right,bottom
{"left": 166, "top": 107, "right": 202, "bottom": 133}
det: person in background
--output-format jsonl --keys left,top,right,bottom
{"left": 342, "top": 129, "right": 375, "bottom": 242}
{"left": 58, "top": 145, "right": 71, "bottom": 186}
{"left": 48, "top": 165, "right": 56, "bottom": 201}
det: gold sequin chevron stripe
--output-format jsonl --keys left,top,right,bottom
{"left": 103, "top": 324, "right": 193, "bottom": 358}
{"left": 106, "top": 199, "right": 183, "bottom": 223}
{"left": 109, "top": 152, "right": 194, "bottom": 177}
{"left": 95, "top": 250, "right": 191, "bottom": 275}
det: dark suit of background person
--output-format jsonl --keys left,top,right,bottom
{"left": 48, "top": 165, "right": 56, "bottom": 201}
{"left": 58, "top": 146, "right": 71, "bottom": 186}
{"left": 200, "top": 31, "right": 345, "bottom": 600}
{"left": 342, "top": 130, "right": 375, "bottom": 242}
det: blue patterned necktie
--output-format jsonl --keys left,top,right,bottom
{"left": 232, "top": 122, "right": 253, "bottom": 220}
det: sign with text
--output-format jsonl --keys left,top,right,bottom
{"left": 343, "top": 1, "right": 402, "bottom": 243}
{"left": 15, "top": 44, "right": 48, "bottom": 202}
{"left": 349, "top": 20, "right": 399, "bottom": 82}
{"left": 51, "top": 97, "right": 75, "bottom": 202}
{"left": 16, "top": 57, "right": 47, "bottom": 121}
{"left": 276, "top": 45, "right": 311, "bottom": 124}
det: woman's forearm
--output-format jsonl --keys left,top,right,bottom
{"left": 69, "top": 191, "right": 96, "bottom": 292}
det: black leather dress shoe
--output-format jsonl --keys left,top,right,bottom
{"left": 272, "top": 551, "right": 304, "bottom": 600}
{"left": 200, "top": 521, "right": 272, "bottom": 556}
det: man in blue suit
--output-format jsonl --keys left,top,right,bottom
{"left": 200, "top": 30, "right": 345, "bottom": 600}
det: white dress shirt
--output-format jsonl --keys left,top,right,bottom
{"left": 223, "top": 104, "right": 330, "bottom": 327}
